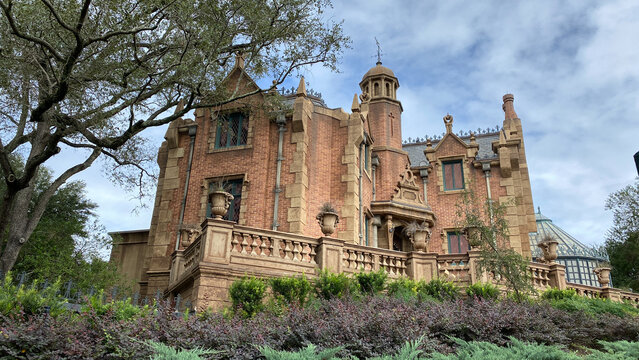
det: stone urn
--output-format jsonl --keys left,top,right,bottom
{"left": 466, "top": 227, "right": 482, "bottom": 249}
{"left": 538, "top": 238, "right": 559, "bottom": 263}
{"left": 410, "top": 228, "right": 431, "bottom": 252}
{"left": 317, "top": 211, "right": 339, "bottom": 236}
{"left": 208, "top": 190, "right": 234, "bottom": 219}
{"left": 594, "top": 267, "right": 611, "bottom": 287}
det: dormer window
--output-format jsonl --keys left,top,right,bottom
{"left": 443, "top": 160, "right": 464, "bottom": 191}
{"left": 215, "top": 112, "right": 248, "bottom": 149}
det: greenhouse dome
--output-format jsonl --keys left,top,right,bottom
{"left": 529, "top": 208, "right": 610, "bottom": 287}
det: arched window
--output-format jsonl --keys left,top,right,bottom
{"left": 385, "top": 83, "right": 390, "bottom": 96}
{"left": 374, "top": 82, "right": 380, "bottom": 96}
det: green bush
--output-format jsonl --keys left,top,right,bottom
{"left": 387, "top": 277, "right": 418, "bottom": 301}
{"left": 314, "top": 269, "right": 359, "bottom": 300}
{"left": 541, "top": 288, "right": 577, "bottom": 300}
{"left": 81, "top": 290, "right": 150, "bottom": 320}
{"left": 270, "top": 275, "right": 312, "bottom": 306}
{"left": 354, "top": 269, "right": 388, "bottom": 295}
{"left": 417, "top": 279, "right": 459, "bottom": 301}
{"left": 229, "top": 276, "right": 267, "bottom": 318}
{"left": 0, "top": 273, "right": 67, "bottom": 317}
{"left": 465, "top": 282, "right": 500, "bottom": 300}
{"left": 549, "top": 296, "right": 639, "bottom": 317}
{"left": 258, "top": 344, "right": 343, "bottom": 360}
{"left": 147, "top": 340, "right": 219, "bottom": 359}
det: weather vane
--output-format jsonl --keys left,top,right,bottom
{"left": 374, "top": 37, "right": 383, "bottom": 64}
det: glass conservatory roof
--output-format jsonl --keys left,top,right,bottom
{"left": 529, "top": 209, "right": 608, "bottom": 261}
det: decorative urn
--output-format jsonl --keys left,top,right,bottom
{"left": 208, "top": 190, "right": 234, "bottom": 219}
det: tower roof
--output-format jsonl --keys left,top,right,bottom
{"left": 362, "top": 62, "right": 396, "bottom": 80}
{"left": 529, "top": 210, "right": 608, "bottom": 260}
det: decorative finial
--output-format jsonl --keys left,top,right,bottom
{"left": 296, "top": 76, "right": 307, "bottom": 97}
{"left": 234, "top": 52, "right": 245, "bottom": 69}
{"left": 443, "top": 114, "right": 453, "bottom": 134}
{"left": 375, "top": 37, "right": 383, "bottom": 65}
{"left": 537, "top": 206, "right": 541, "bottom": 214}
{"left": 351, "top": 94, "right": 360, "bottom": 112}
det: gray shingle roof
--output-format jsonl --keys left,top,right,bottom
{"left": 402, "top": 132, "right": 499, "bottom": 166}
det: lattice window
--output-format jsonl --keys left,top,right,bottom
{"left": 214, "top": 112, "right": 248, "bottom": 149}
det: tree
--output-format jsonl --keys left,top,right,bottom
{"left": 2, "top": 157, "right": 123, "bottom": 292}
{"left": 604, "top": 178, "right": 639, "bottom": 290}
{"left": 0, "top": 0, "right": 349, "bottom": 272}
{"left": 455, "top": 188, "right": 535, "bottom": 301}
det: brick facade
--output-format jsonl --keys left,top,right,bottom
{"left": 111, "top": 60, "right": 537, "bottom": 300}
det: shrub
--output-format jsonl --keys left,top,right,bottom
{"left": 549, "top": 296, "right": 639, "bottom": 318}
{"left": 354, "top": 269, "right": 388, "bottom": 295}
{"left": 258, "top": 344, "right": 343, "bottom": 360}
{"left": 229, "top": 276, "right": 267, "bottom": 318}
{"left": 0, "top": 274, "right": 66, "bottom": 317}
{"left": 314, "top": 269, "right": 358, "bottom": 300}
{"left": 465, "top": 282, "right": 500, "bottom": 300}
{"left": 541, "top": 288, "right": 577, "bottom": 301}
{"left": 81, "top": 290, "right": 151, "bottom": 321}
{"left": 387, "top": 277, "right": 418, "bottom": 301}
{"left": 270, "top": 275, "right": 312, "bottom": 306}
{"left": 418, "top": 279, "right": 459, "bottom": 301}
{"left": 147, "top": 340, "right": 219, "bottom": 359}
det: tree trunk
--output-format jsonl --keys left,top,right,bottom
{"left": 0, "top": 184, "right": 35, "bottom": 274}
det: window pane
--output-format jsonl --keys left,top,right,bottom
{"left": 449, "top": 234, "right": 460, "bottom": 253}
{"left": 444, "top": 164, "right": 454, "bottom": 190}
{"left": 217, "top": 122, "right": 228, "bottom": 147}
{"left": 459, "top": 234, "right": 469, "bottom": 254}
{"left": 229, "top": 115, "right": 239, "bottom": 145}
{"left": 240, "top": 115, "right": 248, "bottom": 145}
{"left": 453, "top": 162, "right": 463, "bottom": 189}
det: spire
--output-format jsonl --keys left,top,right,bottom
{"left": 296, "top": 76, "right": 306, "bottom": 97}
{"left": 351, "top": 94, "right": 360, "bottom": 112}
{"left": 234, "top": 52, "right": 245, "bottom": 69}
{"left": 502, "top": 94, "right": 518, "bottom": 120}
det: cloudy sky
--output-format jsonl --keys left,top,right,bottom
{"left": 50, "top": 0, "right": 639, "bottom": 250}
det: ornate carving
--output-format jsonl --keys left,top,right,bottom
{"left": 391, "top": 164, "right": 425, "bottom": 206}
{"left": 443, "top": 114, "right": 453, "bottom": 134}
{"left": 180, "top": 226, "right": 202, "bottom": 248}
{"left": 594, "top": 267, "right": 611, "bottom": 287}
{"left": 359, "top": 92, "right": 370, "bottom": 103}
{"left": 537, "top": 237, "right": 558, "bottom": 264}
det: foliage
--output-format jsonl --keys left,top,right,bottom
{"left": 354, "top": 269, "right": 388, "bottom": 295}
{"left": 403, "top": 221, "right": 429, "bottom": 236}
{"left": 541, "top": 288, "right": 577, "bottom": 301}
{"left": 605, "top": 179, "right": 639, "bottom": 290}
{"left": 229, "top": 276, "right": 267, "bottom": 318}
{"left": 1, "top": 296, "right": 639, "bottom": 359}
{"left": 258, "top": 343, "right": 344, "bottom": 360}
{"left": 370, "top": 336, "right": 426, "bottom": 360}
{"left": 418, "top": 279, "right": 459, "bottom": 301}
{"left": 387, "top": 277, "right": 419, "bottom": 301}
{"left": 465, "top": 282, "right": 500, "bottom": 300}
{"left": 319, "top": 202, "right": 337, "bottom": 214}
{"left": 0, "top": 273, "right": 67, "bottom": 317}
{"left": 455, "top": 188, "right": 535, "bottom": 302}
{"left": 270, "top": 275, "right": 312, "bottom": 306}
{"left": 314, "top": 269, "right": 359, "bottom": 300}
{"left": 147, "top": 340, "right": 218, "bottom": 360}
{"left": 547, "top": 296, "right": 639, "bottom": 318}
{"left": 81, "top": 290, "right": 151, "bottom": 321}
{"left": 0, "top": 0, "right": 349, "bottom": 274}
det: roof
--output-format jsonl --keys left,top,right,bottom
{"left": 528, "top": 211, "right": 608, "bottom": 260}
{"left": 362, "top": 62, "right": 396, "bottom": 80}
{"left": 402, "top": 132, "right": 500, "bottom": 167}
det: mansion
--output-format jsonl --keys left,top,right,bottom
{"left": 111, "top": 58, "right": 629, "bottom": 309}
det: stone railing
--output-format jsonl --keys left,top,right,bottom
{"left": 620, "top": 290, "right": 639, "bottom": 306}
{"left": 437, "top": 253, "right": 471, "bottom": 284}
{"left": 566, "top": 283, "right": 602, "bottom": 298}
{"left": 166, "top": 218, "right": 638, "bottom": 310}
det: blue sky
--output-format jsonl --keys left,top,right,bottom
{"left": 49, "top": 0, "right": 639, "bottom": 250}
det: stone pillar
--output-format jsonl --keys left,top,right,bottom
{"left": 199, "top": 218, "right": 234, "bottom": 265}
{"left": 548, "top": 263, "right": 567, "bottom": 290}
{"left": 169, "top": 250, "right": 184, "bottom": 284}
{"left": 406, "top": 252, "right": 438, "bottom": 282}
{"left": 600, "top": 287, "right": 622, "bottom": 302}
{"left": 467, "top": 250, "right": 485, "bottom": 284}
{"left": 317, "top": 237, "right": 345, "bottom": 272}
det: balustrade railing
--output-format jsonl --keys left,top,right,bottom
{"left": 437, "top": 254, "right": 470, "bottom": 283}
{"left": 231, "top": 226, "right": 318, "bottom": 264}
{"left": 567, "top": 283, "right": 602, "bottom": 298}
{"left": 529, "top": 263, "right": 551, "bottom": 290}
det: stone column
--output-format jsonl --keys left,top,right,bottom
{"left": 548, "top": 263, "right": 567, "bottom": 290}
{"left": 406, "top": 252, "right": 438, "bottom": 282}
{"left": 317, "top": 237, "right": 345, "bottom": 272}
{"left": 600, "top": 287, "right": 622, "bottom": 302}
{"left": 199, "top": 218, "right": 235, "bottom": 265}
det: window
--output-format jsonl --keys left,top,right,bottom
{"left": 443, "top": 160, "right": 464, "bottom": 191}
{"left": 364, "top": 142, "right": 370, "bottom": 171}
{"left": 364, "top": 217, "right": 370, "bottom": 246}
{"left": 448, "top": 232, "right": 470, "bottom": 254}
{"left": 215, "top": 112, "right": 248, "bottom": 149}
{"left": 207, "top": 178, "right": 243, "bottom": 222}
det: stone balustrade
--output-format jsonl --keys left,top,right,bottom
{"left": 166, "top": 218, "right": 637, "bottom": 310}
